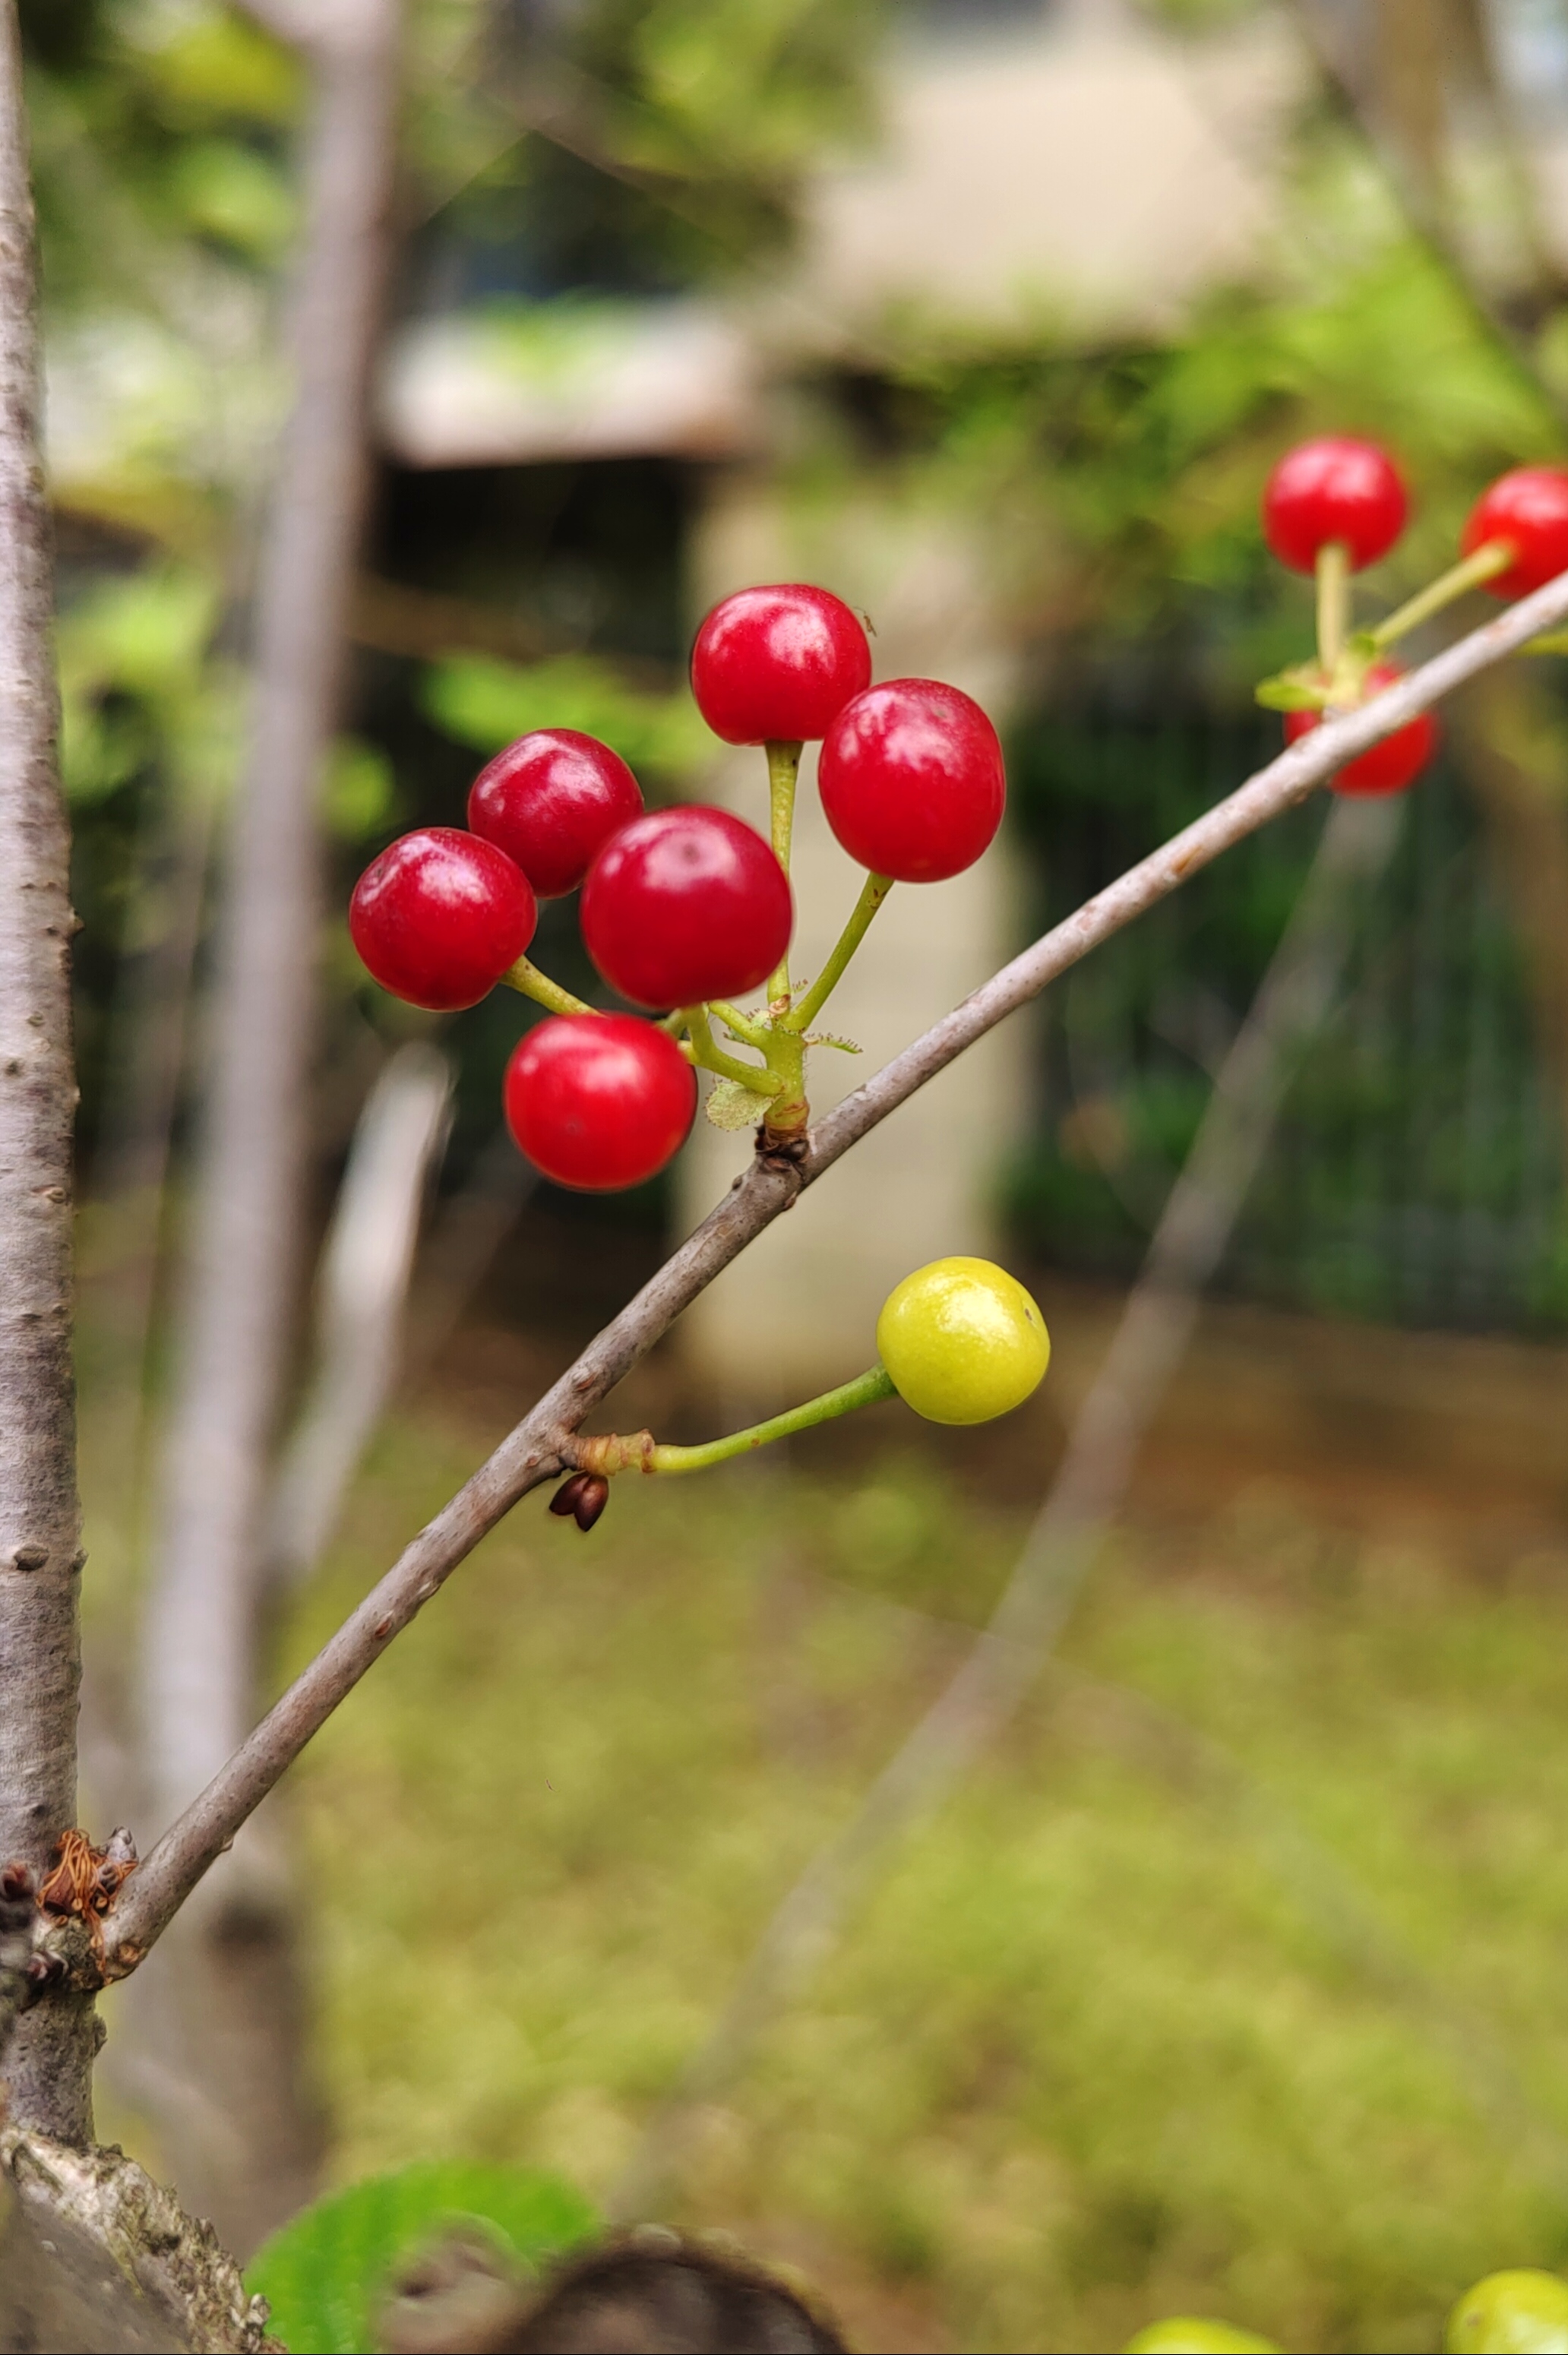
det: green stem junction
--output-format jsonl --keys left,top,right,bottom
{"left": 683, "top": 1002, "right": 782, "bottom": 1094}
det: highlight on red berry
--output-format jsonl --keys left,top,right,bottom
{"left": 691, "top": 583, "right": 872, "bottom": 746}
{"left": 349, "top": 827, "right": 536, "bottom": 1010}
{"left": 580, "top": 804, "right": 793, "bottom": 1010}
{"left": 818, "top": 678, "right": 1006, "bottom": 883}
{"left": 1462, "top": 466, "right": 1568, "bottom": 598}
{"left": 504, "top": 1013, "right": 697, "bottom": 1191}
{"left": 1283, "top": 662, "right": 1438, "bottom": 796}
{"left": 1262, "top": 437, "right": 1408, "bottom": 574}
{"left": 467, "top": 729, "right": 643, "bottom": 899}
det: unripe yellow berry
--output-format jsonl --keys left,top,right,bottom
{"left": 1446, "top": 2271, "right": 1568, "bottom": 2353}
{"left": 1124, "top": 2322, "right": 1280, "bottom": 2354}
{"left": 876, "top": 1257, "right": 1049, "bottom": 1425}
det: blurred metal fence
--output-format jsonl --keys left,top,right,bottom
{"left": 1010, "top": 697, "right": 1567, "bottom": 1331}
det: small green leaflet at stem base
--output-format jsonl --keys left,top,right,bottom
{"left": 705, "top": 1076, "right": 779, "bottom": 1130}
{"left": 802, "top": 1030, "right": 861, "bottom": 1054}
{"left": 1253, "top": 672, "right": 1330, "bottom": 713}
{"left": 245, "top": 2159, "right": 597, "bottom": 2353}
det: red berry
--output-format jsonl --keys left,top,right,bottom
{"left": 1462, "top": 466, "right": 1568, "bottom": 596}
{"left": 504, "top": 1013, "right": 696, "bottom": 1191}
{"left": 817, "top": 678, "right": 1005, "bottom": 883}
{"left": 1284, "top": 662, "right": 1438, "bottom": 795}
{"left": 466, "top": 729, "right": 643, "bottom": 899}
{"left": 1262, "top": 437, "right": 1408, "bottom": 574}
{"left": 580, "top": 805, "right": 792, "bottom": 1010}
{"left": 350, "top": 827, "right": 536, "bottom": 1010}
{"left": 691, "top": 583, "right": 871, "bottom": 745}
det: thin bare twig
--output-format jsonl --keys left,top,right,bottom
{"left": 234, "top": 0, "right": 385, "bottom": 60}
{"left": 265, "top": 1046, "right": 451, "bottom": 1591}
{"left": 99, "top": 569, "right": 1568, "bottom": 1978}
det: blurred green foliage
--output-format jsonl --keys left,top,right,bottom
{"left": 150, "top": 1408, "right": 1568, "bottom": 2355}
{"left": 248, "top": 2158, "right": 596, "bottom": 2354}
{"left": 429, "top": 0, "right": 887, "bottom": 295}
{"left": 422, "top": 652, "right": 707, "bottom": 778}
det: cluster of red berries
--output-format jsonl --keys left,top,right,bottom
{"left": 1261, "top": 437, "right": 1568, "bottom": 795}
{"left": 349, "top": 583, "right": 1006, "bottom": 1193}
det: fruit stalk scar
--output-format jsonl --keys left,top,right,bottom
{"left": 572, "top": 1366, "right": 896, "bottom": 1480}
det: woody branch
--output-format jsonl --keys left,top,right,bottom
{"left": 90, "top": 566, "right": 1568, "bottom": 1981}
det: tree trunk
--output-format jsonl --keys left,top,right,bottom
{"left": 0, "top": 0, "right": 92, "bottom": 2150}
{"left": 132, "top": 1, "right": 402, "bottom": 2254}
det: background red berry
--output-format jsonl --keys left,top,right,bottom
{"left": 467, "top": 729, "right": 643, "bottom": 899}
{"left": 349, "top": 827, "right": 536, "bottom": 1010}
{"left": 580, "top": 804, "right": 792, "bottom": 1009}
{"left": 1284, "top": 662, "right": 1438, "bottom": 795}
{"left": 1462, "top": 466, "right": 1568, "bottom": 597}
{"left": 691, "top": 583, "right": 871, "bottom": 745}
{"left": 817, "top": 678, "right": 1005, "bottom": 883}
{"left": 1262, "top": 437, "right": 1408, "bottom": 574}
{"left": 504, "top": 1013, "right": 696, "bottom": 1191}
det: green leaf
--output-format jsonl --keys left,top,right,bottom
{"left": 802, "top": 1029, "right": 861, "bottom": 1054}
{"left": 1253, "top": 675, "right": 1328, "bottom": 713}
{"left": 705, "top": 1076, "right": 776, "bottom": 1130}
{"left": 245, "top": 2161, "right": 596, "bottom": 2354}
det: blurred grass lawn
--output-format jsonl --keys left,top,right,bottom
{"left": 262, "top": 1403, "right": 1568, "bottom": 2355}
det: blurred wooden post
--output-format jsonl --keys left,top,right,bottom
{"left": 678, "top": 480, "right": 1028, "bottom": 1402}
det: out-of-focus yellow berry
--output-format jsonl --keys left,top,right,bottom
{"left": 1124, "top": 2322, "right": 1280, "bottom": 2353}
{"left": 1446, "top": 2271, "right": 1568, "bottom": 2353}
{"left": 875, "top": 1257, "right": 1049, "bottom": 1425}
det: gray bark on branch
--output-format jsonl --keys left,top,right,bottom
{"left": 0, "top": 0, "right": 92, "bottom": 2145}
{"left": 98, "top": 564, "right": 1568, "bottom": 1980}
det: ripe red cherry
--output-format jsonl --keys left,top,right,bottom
{"left": 350, "top": 827, "right": 536, "bottom": 1010}
{"left": 1284, "top": 662, "right": 1438, "bottom": 795}
{"left": 1462, "top": 466, "right": 1568, "bottom": 596}
{"left": 817, "top": 678, "right": 1005, "bottom": 882}
{"left": 1262, "top": 437, "right": 1408, "bottom": 573}
{"left": 580, "top": 805, "right": 792, "bottom": 1009}
{"left": 504, "top": 1014, "right": 696, "bottom": 1191}
{"left": 691, "top": 583, "right": 871, "bottom": 745}
{"left": 466, "top": 729, "right": 643, "bottom": 899}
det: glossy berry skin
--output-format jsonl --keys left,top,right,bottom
{"left": 1462, "top": 467, "right": 1568, "bottom": 598}
{"left": 691, "top": 583, "right": 871, "bottom": 745}
{"left": 1124, "top": 2324, "right": 1279, "bottom": 2354}
{"left": 350, "top": 827, "right": 536, "bottom": 1011}
{"left": 877, "top": 1257, "right": 1050, "bottom": 1426}
{"left": 580, "top": 804, "right": 792, "bottom": 1010}
{"left": 504, "top": 1014, "right": 696, "bottom": 1191}
{"left": 818, "top": 678, "right": 1005, "bottom": 883}
{"left": 467, "top": 729, "right": 643, "bottom": 899}
{"left": 1446, "top": 2271, "right": 1568, "bottom": 2354}
{"left": 1284, "top": 662, "right": 1437, "bottom": 796}
{"left": 1262, "top": 436, "right": 1408, "bottom": 573}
